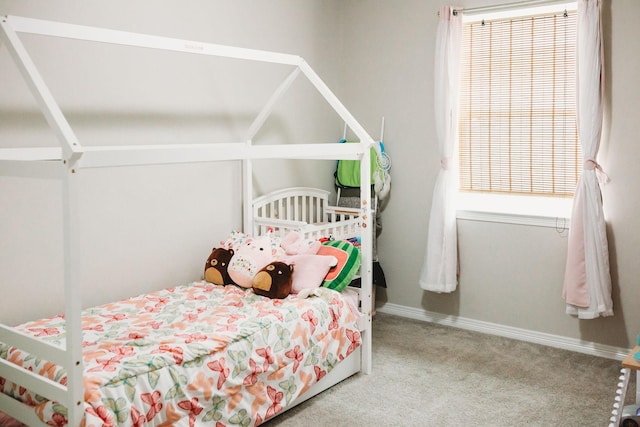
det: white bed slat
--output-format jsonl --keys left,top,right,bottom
{"left": 0, "top": 147, "right": 62, "bottom": 161}
{"left": 0, "top": 324, "right": 67, "bottom": 367}
{"left": 242, "top": 154, "right": 253, "bottom": 238}
{"left": 357, "top": 145, "right": 373, "bottom": 375}
{"left": 248, "top": 143, "right": 363, "bottom": 160}
{"left": 247, "top": 67, "right": 301, "bottom": 140}
{"left": 73, "top": 143, "right": 363, "bottom": 170}
{"left": 0, "top": 17, "right": 82, "bottom": 162}
{"left": 0, "top": 392, "right": 48, "bottom": 427}
{"left": 0, "top": 358, "right": 68, "bottom": 404}
{"left": 298, "top": 61, "right": 377, "bottom": 153}
{"left": 62, "top": 167, "right": 85, "bottom": 426}
{"left": 76, "top": 142, "right": 249, "bottom": 169}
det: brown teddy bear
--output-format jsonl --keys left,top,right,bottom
{"left": 252, "top": 261, "right": 294, "bottom": 299}
{"left": 204, "top": 247, "right": 235, "bottom": 285}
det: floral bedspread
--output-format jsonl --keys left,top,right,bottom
{"left": 0, "top": 282, "right": 361, "bottom": 426}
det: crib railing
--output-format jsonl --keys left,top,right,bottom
{"left": 252, "top": 187, "right": 362, "bottom": 240}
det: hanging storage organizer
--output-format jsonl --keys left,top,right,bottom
{"left": 335, "top": 118, "right": 391, "bottom": 289}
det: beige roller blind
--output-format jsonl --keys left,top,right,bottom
{"left": 458, "top": 9, "right": 580, "bottom": 197}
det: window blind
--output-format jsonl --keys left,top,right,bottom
{"left": 458, "top": 9, "right": 580, "bottom": 197}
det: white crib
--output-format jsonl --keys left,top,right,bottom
{"left": 252, "top": 187, "right": 362, "bottom": 241}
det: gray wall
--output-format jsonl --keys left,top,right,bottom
{"left": 1, "top": 0, "right": 638, "bottom": 353}
{"left": 340, "top": 0, "right": 640, "bottom": 351}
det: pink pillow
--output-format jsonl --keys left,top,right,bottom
{"left": 281, "top": 254, "right": 337, "bottom": 294}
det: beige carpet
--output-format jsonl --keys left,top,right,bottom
{"left": 265, "top": 312, "right": 630, "bottom": 427}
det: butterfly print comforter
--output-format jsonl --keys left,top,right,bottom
{"left": 0, "top": 282, "right": 361, "bottom": 426}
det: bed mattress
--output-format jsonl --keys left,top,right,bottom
{"left": 0, "top": 282, "right": 361, "bottom": 426}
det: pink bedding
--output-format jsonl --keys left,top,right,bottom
{"left": 0, "top": 281, "right": 361, "bottom": 426}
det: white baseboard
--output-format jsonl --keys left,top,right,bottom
{"left": 377, "top": 303, "right": 630, "bottom": 361}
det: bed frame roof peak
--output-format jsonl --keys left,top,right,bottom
{"left": 0, "top": 14, "right": 377, "bottom": 169}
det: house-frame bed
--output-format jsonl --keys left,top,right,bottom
{"left": 0, "top": 15, "right": 376, "bottom": 426}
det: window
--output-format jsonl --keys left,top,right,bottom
{"left": 457, "top": 3, "right": 579, "bottom": 222}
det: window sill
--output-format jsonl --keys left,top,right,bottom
{"left": 456, "top": 193, "right": 572, "bottom": 228}
{"left": 456, "top": 209, "right": 571, "bottom": 229}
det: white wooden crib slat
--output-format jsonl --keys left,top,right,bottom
{"left": 272, "top": 200, "right": 290, "bottom": 219}
{"left": 316, "top": 195, "right": 323, "bottom": 224}
{"left": 297, "top": 195, "right": 303, "bottom": 223}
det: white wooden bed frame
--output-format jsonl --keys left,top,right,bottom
{"left": 0, "top": 15, "right": 376, "bottom": 426}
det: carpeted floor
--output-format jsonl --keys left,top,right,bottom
{"left": 265, "top": 312, "right": 630, "bottom": 427}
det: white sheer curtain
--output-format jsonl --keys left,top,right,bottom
{"left": 562, "top": 0, "right": 613, "bottom": 319}
{"left": 420, "top": 6, "right": 461, "bottom": 293}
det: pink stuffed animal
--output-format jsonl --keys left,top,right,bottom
{"left": 281, "top": 231, "right": 321, "bottom": 256}
{"left": 285, "top": 254, "right": 337, "bottom": 294}
{"left": 279, "top": 232, "right": 337, "bottom": 294}
{"left": 228, "top": 235, "right": 277, "bottom": 288}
